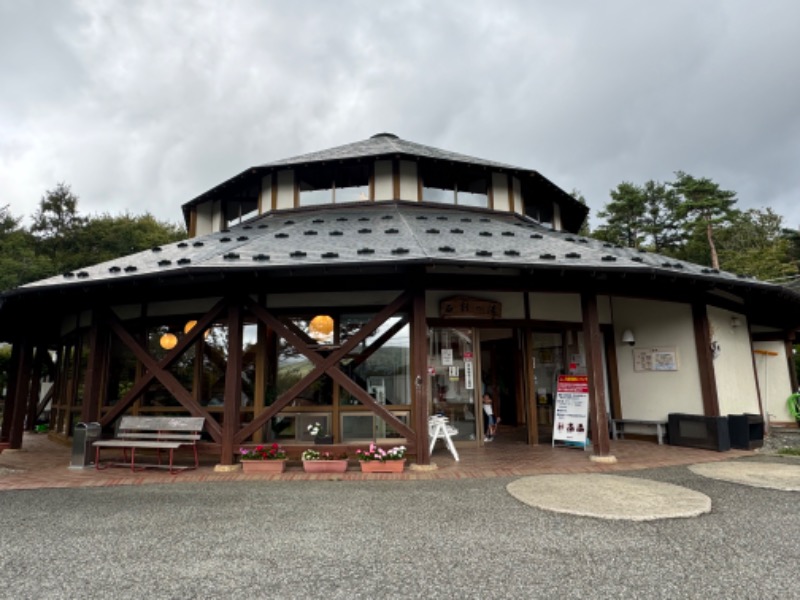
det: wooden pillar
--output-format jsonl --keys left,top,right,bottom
{"left": 220, "top": 303, "right": 243, "bottom": 466}
{"left": 692, "top": 303, "right": 720, "bottom": 416}
{"left": 81, "top": 314, "right": 107, "bottom": 423}
{"left": 786, "top": 332, "right": 798, "bottom": 394}
{"left": 8, "top": 339, "right": 33, "bottom": 449}
{"left": 412, "top": 288, "right": 430, "bottom": 465}
{"left": 1, "top": 342, "right": 21, "bottom": 442}
{"left": 581, "top": 293, "right": 613, "bottom": 459}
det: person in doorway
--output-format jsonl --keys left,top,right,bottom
{"left": 482, "top": 393, "right": 499, "bottom": 441}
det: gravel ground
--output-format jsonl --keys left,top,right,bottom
{"left": 1, "top": 458, "right": 798, "bottom": 600}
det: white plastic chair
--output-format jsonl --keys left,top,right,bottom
{"left": 428, "top": 415, "right": 460, "bottom": 461}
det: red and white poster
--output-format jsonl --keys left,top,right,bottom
{"left": 552, "top": 375, "right": 589, "bottom": 447}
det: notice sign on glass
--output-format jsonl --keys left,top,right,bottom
{"left": 552, "top": 375, "right": 589, "bottom": 447}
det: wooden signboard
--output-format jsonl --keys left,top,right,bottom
{"left": 440, "top": 296, "right": 502, "bottom": 319}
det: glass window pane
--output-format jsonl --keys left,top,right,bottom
{"left": 428, "top": 327, "right": 477, "bottom": 441}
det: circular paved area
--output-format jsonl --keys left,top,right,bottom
{"left": 689, "top": 459, "right": 800, "bottom": 491}
{"left": 507, "top": 473, "right": 711, "bottom": 521}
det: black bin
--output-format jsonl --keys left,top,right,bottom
{"left": 668, "top": 413, "right": 730, "bottom": 452}
{"left": 728, "top": 413, "right": 764, "bottom": 450}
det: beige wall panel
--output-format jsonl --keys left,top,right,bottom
{"left": 612, "top": 297, "right": 703, "bottom": 420}
{"left": 147, "top": 298, "right": 222, "bottom": 318}
{"left": 258, "top": 174, "right": 272, "bottom": 214}
{"left": 426, "top": 290, "right": 524, "bottom": 319}
{"left": 552, "top": 202, "right": 563, "bottom": 231}
{"left": 276, "top": 170, "right": 295, "bottom": 210}
{"left": 530, "top": 293, "right": 581, "bottom": 322}
{"left": 753, "top": 341, "right": 794, "bottom": 424}
{"left": 111, "top": 305, "right": 143, "bottom": 321}
{"left": 266, "top": 290, "right": 402, "bottom": 309}
{"left": 399, "top": 160, "right": 418, "bottom": 201}
{"left": 707, "top": 306, "right": 761, "bottom": 415}
{"left": 512, "top": 176, "right": 523, "bottom": 215}
{"left": 374, "top": 160, "right": 394, "bottom": 200}
{"left": 491, "top": 173, "right": 510, "bottom": 212}
{"left": 195, "top": 201, "right": 214, "bottom": 236}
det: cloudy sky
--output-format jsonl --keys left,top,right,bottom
{"left": 2, "top": 0, "right": 799, "bottom": 230}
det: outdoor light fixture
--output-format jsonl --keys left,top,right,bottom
{"left": 621, "top": 329, "right": 635, "bottom": 346}
{"left": 184, "top": 320, "right": 211, "bottom": 339}
{"left": 159, "top": 332, "right": 178, "bottom": 350}
{"left": 309, "top": 315, "right": 334, "bottom": 337}
{"left": 730, "top": 317, "right": 741, "bottom": 328}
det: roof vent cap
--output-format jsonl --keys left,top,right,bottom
{"left": 370, "top": 132, "right": 399, "bottom": 139}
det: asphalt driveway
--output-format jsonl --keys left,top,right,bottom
{"left": 1, "top": 456, "right": 798, "bottom": 599}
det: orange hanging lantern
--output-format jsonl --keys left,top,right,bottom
{"left": 308, "top": 315, "right": 334, "bottom": 340}
{"left": 159, "top": 332, "right": 178, "bottom": 350}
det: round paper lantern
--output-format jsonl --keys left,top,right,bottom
{"left": 309, "top": 315, "right": 334, "bottom": 339}
{"left": 160, "top": 332, "right": 178, "bottom": 350}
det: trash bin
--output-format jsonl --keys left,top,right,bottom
{"left": 728, "top": 413, "right": 764, "bottom": 450}
{"left": 69, "top": 422, "right": 102, "bottom": 469}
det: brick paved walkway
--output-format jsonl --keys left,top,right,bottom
{"left": 0, "top": 430, "right": 751, "bottom": 491}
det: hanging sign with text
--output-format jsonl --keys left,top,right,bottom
{"left": 552, "top": 375, "right": 589, "bottom": 447}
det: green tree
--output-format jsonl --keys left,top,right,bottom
{"left": 0, "top": 205, "right": 54, "bottom": 291}
{"left": 671, "top": 172, "right": 737, "bottom": 270}
{"left": 30, "top": 183, "right": 86, "bottom": 272}
{"left": 69, "top": 212, "right": 185, "bottom": 270}
{"left": 594, "top": 182, "right": 646, "bottom": 248}
{"left": 715, "top": 208, "right": 798, "bottom": 280}
{"left": 640, "top": 180, "right": 683, "bottom": 254}
{"left": 570, "top": 189, "right": 591, "bottom": 236}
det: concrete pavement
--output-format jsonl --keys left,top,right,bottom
{"left": 1, "top": 455, "right": 799, "bottom": 599}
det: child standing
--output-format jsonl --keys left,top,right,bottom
{"left": 482, "top": 393, "right": 499, "bottom": 441}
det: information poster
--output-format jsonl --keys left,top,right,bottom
{"left": 552, "top": 375, "right": 589, "bottom": 447}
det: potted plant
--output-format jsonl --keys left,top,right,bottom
{"left": 788, "top": 392, "right": 800, "bottom": 425}
{"left": 239, "top": 443, "right": 287, "bottom": 473}
{"left": 356, "top": 443, "right": 407, "bottom": 473}
{"left": 301, "top": 449, "right": 349, "bottom": 473}
{"left": 308, "top": 422, "right": 333, "bottom": 445}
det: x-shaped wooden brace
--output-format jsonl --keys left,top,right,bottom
{"left": 100, "top": 300, "right": 227, "bottom": 441}
{"left": 235, "top": 292, "right": 415, "bottom": 444}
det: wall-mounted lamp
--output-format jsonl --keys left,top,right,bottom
{"left": 621, "top": 329, "right": 635, "bottom": 346}
{"left": 730, "top": 317, "right": 741, "bottom": 329}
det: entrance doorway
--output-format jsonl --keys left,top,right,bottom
{"left": 480, "top": 329, "right": 527, "bottom": 444}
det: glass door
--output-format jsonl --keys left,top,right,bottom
{"left": 428, "top": 327, "right": 478, "bottom": 442}
{"left": 532, "top": 331, "right": 564, "bottom": 442}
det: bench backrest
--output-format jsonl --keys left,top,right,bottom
{"left": 116, "top": 416, "right": 205, "bottom": 442}
{"left": 118, "top": 416, "right": 205, "bottom": 432}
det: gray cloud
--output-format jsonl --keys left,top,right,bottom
{"left": 1, "top": 0, "right": 799, "bottom": 230}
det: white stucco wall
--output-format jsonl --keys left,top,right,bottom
{"left": 194, "top": 201, "right": 214, "bottom": 236}
{"left": 491, "top": 173, "right": 510, "bottom": 212}
{"left": 753, "top": 340, "right": 794, "bottom": 424}
{"left": 512, "top": 177, "right": 522, "bottom": 215}
{"left": 266, "top": 290, "right": 402, "bottom": 309}
{"left": 707, "top": 306, "right": 760, "bottom": 415}
{"left": 426, "top": 290, "right": 525, "bottom": 319}
{"left": 399, "top": 160, "right": 418, "bottom": 201}
{"left": 275, "top": 170, "right": 295, "bottom": 210}
{"left": 612, "top": 297, "right": 703, "bottom": 420}
{"left": 374, "top": 160, "right": 393, "bottom": 200}
{"left": 147, "top": 298, "right": 222, "bottom": 318}
{"left": 258, "top": 174, "right": 272, "bottom": 213}
{"left": 552, "top": 202, "right": 563, "bottom": 231}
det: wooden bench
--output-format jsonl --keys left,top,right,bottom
{"left": 610, "top": 418, "right": 667, "bottom": 445}
{"left": 93, "top": 416, "right": 205, "bottom": 473}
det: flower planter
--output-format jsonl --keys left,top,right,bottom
{"left": 302, "top": 459, "right": 348, "bottom": 473}
{"left": 359, "top": 459, "right": 406, "bottom": 473}
{"left": 241, "top": 460, "right": 287, "bottom": 474}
